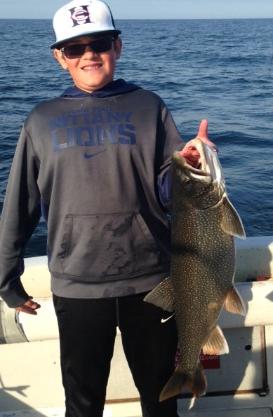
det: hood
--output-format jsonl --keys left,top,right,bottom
{"left": 61, "top": 78, "right": 141, "bottom": 98}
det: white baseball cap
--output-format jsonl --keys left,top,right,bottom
{"left": 51, "top": 0, "right": 121, "bottom": 49}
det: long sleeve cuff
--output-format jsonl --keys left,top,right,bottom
{"left": 0, "top": 280, "right": 30, "bottom": 308}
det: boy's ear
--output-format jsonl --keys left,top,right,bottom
{"left": 53, "top": 48, "right": 68, "bottom": 70}
{"left": 114, "top": 37, "right": 122, "bottom": 60}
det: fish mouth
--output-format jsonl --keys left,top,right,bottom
{"left": 173, "top": 151, "right": 212, "bottom": 184}
{"left": 173, "top": 138, "right": 224, "bottom": 186}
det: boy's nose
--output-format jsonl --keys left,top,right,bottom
{"left": 83, "top": 45, "right": 98, "bottom": 56}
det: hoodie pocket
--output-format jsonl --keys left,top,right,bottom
{"left": 56, "top": 212, "right": 161, "bottom": 282}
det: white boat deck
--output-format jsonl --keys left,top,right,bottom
{"left": 0, "top": 407, "right": 272, "bottom": 417}
{"left": 0, "top": 410, "right": 65, "bottom": 417}
{"left": 0, "top": 408, "right": 140, "bottom": 417}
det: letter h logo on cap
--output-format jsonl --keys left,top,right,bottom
{"left": 69, "top": 6, "right": 92, "bottom": 26}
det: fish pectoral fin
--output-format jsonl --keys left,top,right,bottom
{"left": 224, "top": 286, "right": 246, "bottom": 316}
{"left": 144, "top": 277, "right": 174, "bottom": 312}
{"left": 159, "top": 364, "right": 207, "bottom": 402}
{"left": 221, "top": 196, "right": 246, "bottom": 239}
{"left": 202, "top": 325, "right": 229, "bottom": 355}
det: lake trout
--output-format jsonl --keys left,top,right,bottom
{"left": 144, "top": 138, "right": 246, "bottom": 401}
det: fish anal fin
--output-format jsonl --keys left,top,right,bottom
{"left": 221, "top": 196, "right": 246, "bottom": 239}
{"left": 202, "top": 325, "right": 229, "bottom": 355}
{"left": 224, "top": 286, "right": 246, "bottom": 316}
{"left": 144, "top": 277, "right": 174, "bottom": 312}
{"left": 159, "top": 364, "right": 207, "bottom": 402}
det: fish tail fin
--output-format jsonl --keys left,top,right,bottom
{"left": 225, "top": 286, "right": 246, "bottom": 316}
{"left": 192, "top": 363, "right": 207, "bottom": 397}
{"left": 202, "top": 325, "right": 229, "bottom": 355}
{"left": 159, "top": 364, "right": 207, "bottom": 402}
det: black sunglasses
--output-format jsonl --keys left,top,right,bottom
{"left": 60, "top": 37, "right": 114, "bottom": 59}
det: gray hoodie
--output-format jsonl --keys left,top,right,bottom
{"left": 0, "top": 80, "right": 183, "bottom": 307}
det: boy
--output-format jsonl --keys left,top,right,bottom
{"left": 0, "top": 1, "right": 212, "bottom": 416}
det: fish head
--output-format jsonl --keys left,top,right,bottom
{"left": 172, "top": 139, "right": 225, "bottom": 209}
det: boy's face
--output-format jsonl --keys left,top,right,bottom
{"left": 54, "top": 35, "right": 122, "bottom": 93}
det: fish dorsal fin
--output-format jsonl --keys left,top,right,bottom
{"left": 202, "top": 325, "right": 229, "bottom": 355}
{"left": 221, "top": 195, "right": 246, "bottom": 238}
{"left": 144, "top": 277, "right": 174, "bottom": 312}
{"left": 224, "top": 286, "right": 246, "bottom": 316}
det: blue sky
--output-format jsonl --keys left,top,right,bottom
{"left": 1, "top": 0, "right": 273, "bottom": 19}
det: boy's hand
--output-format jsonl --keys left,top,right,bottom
{"left": 180, "top": 120, "right": 216, "bottom": 168}
{"left": 15, "top": 298, "right": 41, "bottom": 315}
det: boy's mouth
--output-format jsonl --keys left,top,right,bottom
{"left": 81, "top": 63, "right": 103, "bottom": 71}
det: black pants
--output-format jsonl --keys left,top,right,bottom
{"left": 53, "top": 292, "right": 179, "bottom": 417}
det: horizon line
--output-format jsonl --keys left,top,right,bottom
{"left": 1, "top": 16, "right": 273, "bottom": 20}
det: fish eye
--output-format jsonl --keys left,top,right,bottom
{"left": 183, "top": 178, "right": 193, "bottom": 191}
